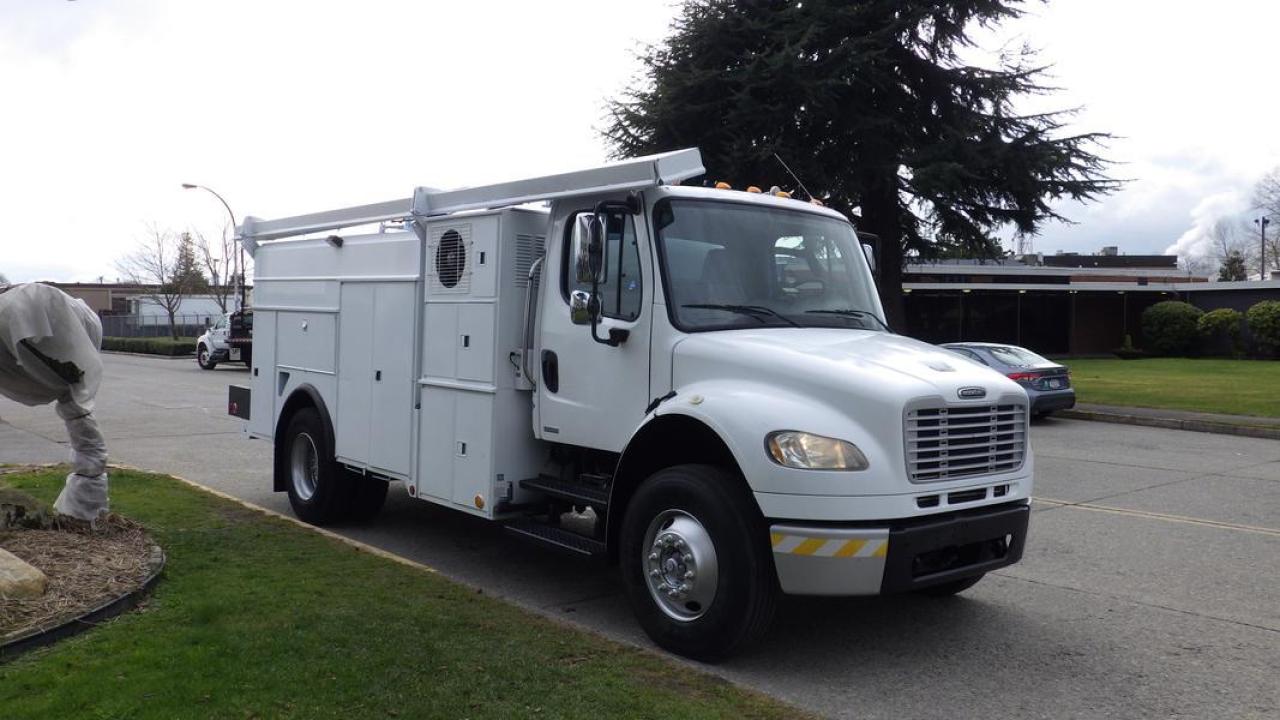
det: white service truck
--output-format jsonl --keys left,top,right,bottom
{"left": 229, "top": 149, "right": 1032, "bottom": 659}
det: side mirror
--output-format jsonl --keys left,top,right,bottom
{"left": 572, "top": 214, "right": 607, "bottom": 284}
{"left": 569, "top": 290, "right": 595, "bottom": 326}
{"left": 861, "top": 242, "right": 877, "bottom": 274}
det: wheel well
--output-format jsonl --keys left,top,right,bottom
{"left": 606, "top": 414, "right": 749, "bottom": 562}
{"left": 273, "top": 386, "right": 335, "bottom": 492}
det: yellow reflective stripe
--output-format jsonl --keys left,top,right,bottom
{"left": 792, "top": 538, "right": 827, "bottom": 556}
{"left": 769, "top": 534, "right": 889, "bottom": 557}
{"left": 833, "top": 539, "right": 865, "bottom": 557}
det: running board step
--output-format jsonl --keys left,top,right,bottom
{"left": 505, "top": 519, "right": 607, "bottom": 558}
{"left": 520, "top": 475, "right": 610, "bottom": 508}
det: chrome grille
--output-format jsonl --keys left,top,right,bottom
{"left": 906, "top": 403, "right": 1027, "bottom": 483}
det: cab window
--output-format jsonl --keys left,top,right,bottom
{"left": 565, "top": 211, "right": 643, "bottom": 321}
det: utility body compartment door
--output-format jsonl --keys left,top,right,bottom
{"left": 336, "top": 281, "right": 415, "bottom": 476}
{"left": 369, "top": 282, "right": 415, "bottom": 475}
{"left": 337, "top": 284, "right": 375, "bottom": 463}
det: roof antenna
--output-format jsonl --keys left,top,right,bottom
{"left": 773, "top": 152, "right": 815, "bottom": 202}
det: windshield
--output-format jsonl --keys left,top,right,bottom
{"left": 654, "top": 199, "right": 885, "bottom": 332}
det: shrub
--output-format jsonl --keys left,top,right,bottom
{"left": 1247, "top": 300, "right": 1280, "bottom": 357}
{"left": 1197, "top": 308, "right": 1244, "bottom": 357}
{"left": 1141, "top": 301, "right": 1203, "bottom": 356}
{"left": 101, "top": 337, "right": 197, "bottom": 356}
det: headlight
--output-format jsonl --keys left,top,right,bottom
{"left": 765, "top": 431, "right": 869, "bottom": 471}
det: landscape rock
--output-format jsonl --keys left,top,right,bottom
{"left": 0, "top": 547, "right": 47, "bottom": 598}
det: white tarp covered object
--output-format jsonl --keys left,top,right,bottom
{"left": 0, "top": 283, "right": 109, "bottom": 521}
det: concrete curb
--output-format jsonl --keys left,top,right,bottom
{"left": 2, "top": 463, "right": 439, "bottom": 577}
{"left": 100, "top": 351, "right": 193, "bottom": 360}
{"left": 1056, "top": 408, "right": 1280, "bottom": 440}
{"left": 116, "top": 464, "right": 441, "bottom": 577}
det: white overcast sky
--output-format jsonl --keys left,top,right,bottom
{"left": 2, "top": 0, "right": 1278, "bottom": 283}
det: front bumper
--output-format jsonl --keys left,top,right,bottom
{"left": 771, "top": 502, "right": 1030, "bottom": 596}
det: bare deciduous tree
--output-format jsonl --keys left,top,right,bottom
{"left": 115, "top": 226, "right": 204, "bottom": 339}
{"left": 194, "top": 224, "right": 233, "bottom": 314}
{"left": 1205, "top": 218, "right": 1256, "bottom": 273}
{"left": 1179, "top": 255, "right": 1213, "bottom": 278}
{"left": 1252, "top": 168, "right": 1280, "bottom": 274}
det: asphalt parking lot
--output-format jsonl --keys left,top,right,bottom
{"left": 2, "top": 353, "right": 1278, "bottom": 719}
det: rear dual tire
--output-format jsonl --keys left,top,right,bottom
{"left": 282, "top": 407, "right": 387, "bottom": 525}
{"left": 620, "top": 464, "right": 777, "bottom": 661}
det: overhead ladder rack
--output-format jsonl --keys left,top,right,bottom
{"left": 237, "top": 148, "right": 704, "bottom": 253}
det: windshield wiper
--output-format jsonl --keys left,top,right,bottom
{"left": 804, "top": 309, "right": 892, "bottom": 332}
{"left": 683, "top": 304, "right": 801, "bottom": 328}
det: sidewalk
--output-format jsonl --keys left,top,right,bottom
{"left": 1058, "top": 403, "right": 1280, "bottom": 440}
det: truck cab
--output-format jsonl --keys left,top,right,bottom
{"left": 231, "top": 149, "right": 1032, "bottom": 660}
{"left": 197, "top": 309, "right": 253, "bottom": 370}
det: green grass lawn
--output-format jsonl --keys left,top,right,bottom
{"left": 1064, "top": 358, "right": 1280, "bottom": 419}
{"left": 0, "top": 468, "right": 806, "bottom": 720}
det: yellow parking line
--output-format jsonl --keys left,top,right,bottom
{"left": 1034, "top": 496, "right": 1280, "bottom": 538}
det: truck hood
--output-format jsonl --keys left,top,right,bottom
{"left": 669, "top": 328, "right": 1030, "bottom": 498}
{"left": 672, "top": 328, "right": 1023, "bottom": 402}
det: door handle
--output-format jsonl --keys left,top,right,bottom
{"left": 541, "top": 350, "right": 558, "bottom": 394}
{"left": 375, "top": 370, "right": 382, "bottom": 381}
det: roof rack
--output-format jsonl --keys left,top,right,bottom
{"left": 238, "top": 148, "right": 704, "bottom": 252}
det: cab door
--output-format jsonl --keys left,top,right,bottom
{"left": 535, "top": 197, "right": 652, "bottom": 452}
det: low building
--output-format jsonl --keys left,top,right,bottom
{"left": 902, "top": 251, "right": 1278, "bottom": 355}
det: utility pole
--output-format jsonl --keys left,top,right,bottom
{"left": 1256, "top": 216, "right": 1271, "bottom": 281}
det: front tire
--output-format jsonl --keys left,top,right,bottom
{"left": 197, "top": 344, "right": 217, "bottom": 370}
{"left": 282, "top": 407, "right": 354, "bottom": 525}
{"left": 620, "top": 464, "right": 777, "bottom": 661}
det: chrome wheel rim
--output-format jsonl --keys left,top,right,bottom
{"left": 642, "top": 509, "right": 719, "bottom": 622}
{"left": 290, "top": 432, "right": 320, "bottom": 501}
{"left": 198, "top": 348, "right": 209, "bottom": 366}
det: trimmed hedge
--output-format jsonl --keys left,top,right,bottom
{"left": 101, "top": 337, "right": 197, "bottom": 356}
{"left": 1247, "top": 301, "right": 1280, "bottom": 357}
{"left": 1197, "top": 308, "right": 1244, "bottom": 357}
{"left": 1141, "top": 301, "right": 1203, "bottom": 356}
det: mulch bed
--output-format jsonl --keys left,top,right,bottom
{"left": 0, "top": 513, "right": 160, "bottom": 642}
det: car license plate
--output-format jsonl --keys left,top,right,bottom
{"left": 229, "top": 348, "right": 241, "bottom": 361}
{"left": 1047, "top": 378, "right": 1061, "bottom": 389}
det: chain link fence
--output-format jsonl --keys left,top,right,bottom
{"left": 100, "top": 313, "right": 219, "bottom": 339}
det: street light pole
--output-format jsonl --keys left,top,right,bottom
{"left": 1257, "top": 217, "right": 1271, "bottom": 281}
{"left": 182, "top": 183, "right": 244, "bottom": 310}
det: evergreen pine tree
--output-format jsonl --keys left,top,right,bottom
{"left": 1218, "top": 250, "right": 1248, "bottom": 281}
{"left": 172, "top": 232, "right": 209, "bottom": 295}
{"left": 606, "top": 0, "right": 1118, "bottom": 325}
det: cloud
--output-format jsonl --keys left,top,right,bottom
{"left": 1164, "top": 190, "right": 1250, "bottom": 260}
{"left": 3, "top": 1, "right": 1280, "bottom": 283}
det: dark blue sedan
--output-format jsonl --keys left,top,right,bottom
{"left": 941, "top": 343, "right": 1076, "bottom": 418}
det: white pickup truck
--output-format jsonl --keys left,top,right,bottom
{"left": 197, "top": 309, "right": 252, "bottom": 370}
{"left": 229, "top": 149, "right": 1032, "bottom": 659}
